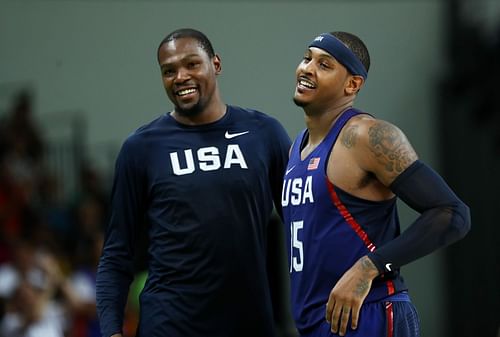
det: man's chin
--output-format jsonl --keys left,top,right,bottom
{"left": 175, "top": 103, "right": 203, "bottom": 117}
{"left": 293, "top": 97, "right": 308, "bottom": 107}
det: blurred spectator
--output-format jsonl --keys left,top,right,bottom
{"left": 0, "top": 89, "right": 45, "bottom": 250}
{"left": 0, "top": 241, "right": 66, "bottom": 337}
{"left": 66, "top": 232, "right": 103, "bottom": 337}
{"left": 0, "top": 239, "right": 38, "bottom": 300}
{"left": 0, "top": 88, "right": 111, "bottom": 336}
{"left": 0, "top": 278, "right": 66, "bottom": 337}
{"left": 36, "top": 172, "right": 72, "bottom": 250}
{"left": 73, "top": 164, "right": 109, "bottom": 222}
{"left": 0, "top": 89, "right": 44, "bottom": 164}
{"left": 68, "top": 195, "right": 105, "bottom": 269}
{"left": 0, "top": 155, "right": 41, "bottom": 246}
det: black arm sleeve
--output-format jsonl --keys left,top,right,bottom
{"left": 367, "top": 160, "right": 471, "bottom": 274}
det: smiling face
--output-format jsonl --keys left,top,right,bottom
{"left": 158, "top": 37, "right": 221, "bottom": 117}
{"left": 293, "top": 47, "right": 354, "bottom": 113}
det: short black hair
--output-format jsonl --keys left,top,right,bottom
{"left": 157, "top": 28, "right": 215, "bottom": 61}
{"left": 331, "top": 31, "right": 370, "bottom": 73}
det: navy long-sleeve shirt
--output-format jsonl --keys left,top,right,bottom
{"left": 96, "top": 105, "right": 291, "bottom": 337}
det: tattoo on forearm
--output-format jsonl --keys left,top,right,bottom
{"left": 354, "top": 257, "right": 377, "bottom": 297}
{"left": 341, "top": 125, "right": 358, "bottom": 148}
{"left": 360, "top": 256, "right": 377, "bottom": 273}
{"left": 368, "top": 121, "right": 417, "bottom": 175}
{"left": 354, "top": 279, "right": 370, "bottom": 297}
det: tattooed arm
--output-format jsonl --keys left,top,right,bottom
{"left": 325, "top": 118, "right": 418, "bottom": 335}
{"left": 325, "top": 255, "right": 379, "bottom": 335}
{"left": 326, "top": 118, "right": 469, "bottom": 335}
{"left": 359, "top": 119, "right": 418, "bottom": 186}
{"left": 357, "top": 118, "right": 469, "bottom": 273}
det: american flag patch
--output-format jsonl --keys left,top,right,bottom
{"left": 307, "top": 157, "right": 320, "bottom": 170}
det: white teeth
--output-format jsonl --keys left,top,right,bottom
{"left": 177, "top": 88, "right": 196, "bottom": 96}
{"left": 299, "top": 80, "right": 315, "bottom": 88}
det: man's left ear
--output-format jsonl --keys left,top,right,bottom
{"left": 346, "top": 75, "right": 364, "bottom": 95}
{"left": 213, "top": 54, "right": 222, "bottom": 75}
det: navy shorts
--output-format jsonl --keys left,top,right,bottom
{"left": 301, "top": 292, "right": 420, "bottom": 337}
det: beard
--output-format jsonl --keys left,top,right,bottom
{"left": 174, "top": 100, "right": 205, "bottom": 117}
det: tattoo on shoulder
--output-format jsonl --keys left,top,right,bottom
{"left": 368, "top": 121, "right": 417, "bottom": 175}
{"left": 341, "top": 125, "right": 358, "bottom": 148}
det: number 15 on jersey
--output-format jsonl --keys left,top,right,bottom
{"left": 290, "top": 221, "right": 304, "bottom": 273}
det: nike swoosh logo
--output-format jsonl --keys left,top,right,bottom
{"left": 225, "top": 131, "right": 249, "bottom": 139}
{"left": 285, "top": 165, "right": 296, "bottom": 175}
{"left": 385, "top": 263, "right": 392, "bottom": 272}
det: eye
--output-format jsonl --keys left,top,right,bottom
{"left": 300, "top": 56, "right": 312, "bottom": 66}
{"left": 319, "top": 62, "right": 330, "bottom": 69}
{"left": 162, "top": 68, "right": 175, "bottom": 77}
{"left": 187, "top": 61, "right": 200, "bottom": 69}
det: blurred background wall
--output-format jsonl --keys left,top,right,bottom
{"left": 0, "top": 0, "right": 498, "bottom": 336}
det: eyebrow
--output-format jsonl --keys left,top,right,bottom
{"left": 308, "top": 47, "right": 336, "bottom": 61}
{"left": 160, "top": 53, "right": 202, "bottom": 68}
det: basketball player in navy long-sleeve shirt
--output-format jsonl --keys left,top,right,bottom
{"left": 282, "top": 32, "right": 471, "bottom": 336}
{"left": 96, "top": 28, "right": 292, "bottom": 337}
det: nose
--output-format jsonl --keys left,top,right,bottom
{"left": 303, "top": 60, "right": 315, "bottom": 74}
{"left": 297, "top": 60, "right": 314, "bottom": 76}
{"left": 174, "top": 67, "right": 190, "bottom": 83}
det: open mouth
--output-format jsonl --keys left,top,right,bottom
{"left": 175, "top": 87, "right": 197, "bottom": 97}
{"left": 297, "top": 77, "right": 316, "bottom": 89}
